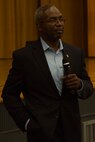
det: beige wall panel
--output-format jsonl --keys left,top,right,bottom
{"left": 61, "top": 0, "right": 84, "bottom": 49}
{"left": 0, "top": 0, "right": 16, "bottom": 58}
{"left": 41, "top": 0, "right": 60, "bottom": 8}
{"left": 87, "top": 0, "right": 95, "bottom": 57}
{"left": 41, "top": 0, "right": 50, "bottom": 5}
{"left": 0, "top": 0, "right": 38, "bottom": 58}
{"left": 15, "top": 0, "right": 38, "bottom": 49}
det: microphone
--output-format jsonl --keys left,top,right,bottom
{"left": 63, "top": 54, "right": 71, "bottom": 75}
{"left": 63, "top": 54, "right": 76, "bottom": 94}
{"left": 62, "top": 54, "right": 76, "bottom": 94}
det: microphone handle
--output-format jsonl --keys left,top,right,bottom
{"left": 63, "top": 59, "right": 76, "bottom": 94}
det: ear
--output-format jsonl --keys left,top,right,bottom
{"left": 37, "top": 23, "right": 43, "bottom": 32}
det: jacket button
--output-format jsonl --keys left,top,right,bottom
{"left": 55, "top": 115, "right": 59, "bottom": 119}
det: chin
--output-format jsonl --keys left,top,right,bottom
{"left": 54, "top": 35, "right": 62, "bottom": 40}
{"left": 48, "top": 34, "right": 62, "bottom": 41}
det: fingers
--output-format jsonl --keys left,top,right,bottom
{"left": 62, "top": 74, "right": 81, "bottom": 90}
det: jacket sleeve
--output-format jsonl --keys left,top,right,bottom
{"left": 77, "top": 50, "right": 93, "bottom": 99}
{"left": 2, "top": 51, "right": 30, "bottom": 132}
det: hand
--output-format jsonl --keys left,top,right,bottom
{"left": 62, "top": 74, "right": 82, "bottom": 90}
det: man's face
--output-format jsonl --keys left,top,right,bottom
{"left": 39, "top": 6, "right": 65, "bottom": 41}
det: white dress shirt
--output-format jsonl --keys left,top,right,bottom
{"left": 40, "top": 37, "right": 64, "bottom": 95}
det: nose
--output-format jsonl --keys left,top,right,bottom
{"left": 55, "top": 18, "right": 64, "bottom": 26}
{"left": 56, "top": 19, "right": 62, "bottom": 25}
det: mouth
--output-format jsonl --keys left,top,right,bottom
{"left": 56, "top": 29, "right": 64, "bottom": 35}
{"left": 55, "top": 28, "right": 64, "bottom": 34}
{"left": 57, "top": 30, "right": 63, "bottom": 34}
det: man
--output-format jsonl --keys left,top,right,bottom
{"left": 2, "top": 4, "right": 93, "bottom": 142}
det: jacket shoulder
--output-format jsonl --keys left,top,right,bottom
{"left": 63, "top": 42, "right": 81, "bottom": 51}
{"left": 13, "top": 40, "right": 40, "bottom": 55}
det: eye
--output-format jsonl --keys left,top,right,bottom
{"left": 47, "top": 17, "right": 65, "bottom": 23}
{"left": 47, "top": 18, "right": 57, "bottom": 23}
{"left": 59, "top": 17, "right": 65, "bottom": 22}
{"left": 40, "top": 16, "right": 65, "bottom": 24}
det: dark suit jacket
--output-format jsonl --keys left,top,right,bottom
{"left": 2, "top": 39, "right": 93, "bottom": 142}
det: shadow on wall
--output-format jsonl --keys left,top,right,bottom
{"left": 79, "top": 89, "right": 95, "bottom": 116}
{"left": 0, "top": 104, "right": 26, "bottom": 142}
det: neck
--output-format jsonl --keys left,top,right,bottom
{"left": 41, "top": 37, "right": 60, "bottom": 51}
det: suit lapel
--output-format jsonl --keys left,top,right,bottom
{"left": 28, "top": 40, "right": 59, "bottom": 94}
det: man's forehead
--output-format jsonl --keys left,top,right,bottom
{"left": 46, "top": 6, "right": 61, "bottom": 13}
{"left": 45, "top": 6, "right": 62, "bottom": 16}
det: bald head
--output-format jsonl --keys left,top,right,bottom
{"left": 35, "top": 4, "right": 61, "bottom": 25}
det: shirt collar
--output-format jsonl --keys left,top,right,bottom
{"left": 40, "top": 37, "right": 64, "bottom": 52}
